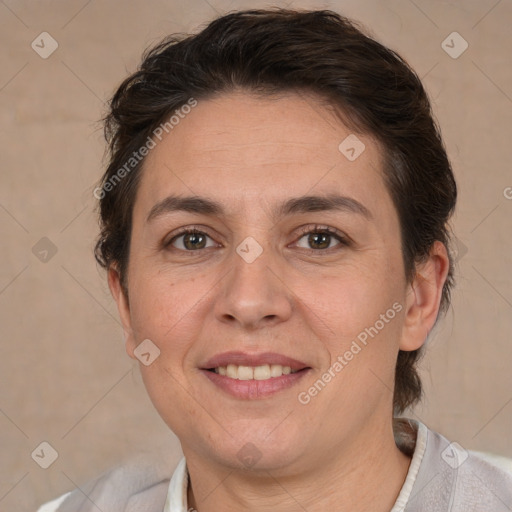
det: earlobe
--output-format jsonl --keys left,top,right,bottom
{"left": 399, "top": 241, "right": 450, "bottom": 352}
{"left": 107, "top": 266, "right": 137, "bottom": 360}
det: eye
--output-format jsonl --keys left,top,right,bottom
{"left": 167, "top": 228, "right": 217, "bottom": 251}
{"left": 294, "top": 225, "right": 348, "bottom": 251}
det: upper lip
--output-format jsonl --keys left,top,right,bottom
{"left": 201, "top": 351, "right": 310, "bottom": 371}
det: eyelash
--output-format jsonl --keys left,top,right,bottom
{"left": 165, "top": 224, "right": 349, "bottom": 253}
{"left": 295, "top": 225, "right": 349, "bottom": 251}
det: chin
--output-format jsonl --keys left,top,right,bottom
{"left": 204, "top": 420, "right": 308, "bottom": 472}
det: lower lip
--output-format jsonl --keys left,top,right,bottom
{"left": 201, "top": 369, "right": 310, "bottom": 399}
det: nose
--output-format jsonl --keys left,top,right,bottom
{"left": 213, "top": 242, "right": 293, "bottom": 330}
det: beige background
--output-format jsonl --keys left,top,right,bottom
{"left": 1, "top": 0, "right": 511, "bottom": 509}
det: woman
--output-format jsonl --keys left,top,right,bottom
{"left": 39, "top": 8, "right": 512, "bottom": 512}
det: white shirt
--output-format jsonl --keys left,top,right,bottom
{"left": 38, "top": 419, "right": 512, "bottom": 512}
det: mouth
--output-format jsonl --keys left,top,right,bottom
{"left": 200, "top": 351, "right": 311, "bottom": 399}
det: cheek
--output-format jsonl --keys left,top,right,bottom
{"left": 128, "top": 271, "right": 207, "bottom": 429}
{"left": 127, "top": 270, "right": 193, "bottom": 350}
{"left": 127, "top": 264, "right": 221, "bottom": 370}
{"left": 299, "top": 262, "right": 404, "bottom": 338}
{"left": 298, "top": 262, "right": 406, "bottom": 393}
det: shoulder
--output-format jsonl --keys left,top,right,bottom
{"left": 37, "top": 493, "right": 71, "bottom": 512}
{"left": 469, "top": 449, "right": 512, "bottom": 473}
{"left": 36, "top": 452, "right": 181, "bottom": 512}
{"left": 460, "top": 449, "right": 512, "bottom": 501}
{"left": 406, "top": 422, "right": 512, "bottom": 511}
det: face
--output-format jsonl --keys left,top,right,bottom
{"left": 110, "top": 91, "right": 442, "bottom": 475}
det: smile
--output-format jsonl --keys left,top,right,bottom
{"left": 200, "top": 352, "right": 311, "bottom": 399}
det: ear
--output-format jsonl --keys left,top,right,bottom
{"left": 399, "top": 241, "right": 450, "bottom": 351}
{"left": 108, "top": 266, "right": 137, "bottom": 360}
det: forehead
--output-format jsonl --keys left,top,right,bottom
{"left": 135, "top": 91, "right": 390, "bottom": 219}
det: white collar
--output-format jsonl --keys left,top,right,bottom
{"left": 164, "top": 456, "right": 189, "bottom": 511}
{"left": 390, "top": 419, "right": 428, "bottom": 511}
{"left": 163, "top": 419, "right": 427, "bottom": 512}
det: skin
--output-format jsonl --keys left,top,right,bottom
{"left": 109, "top": 90, "right": 449, "bottom": 512}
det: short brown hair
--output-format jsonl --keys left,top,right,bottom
{"left": 95, "top": 8, "right": 457, "bottom": 415}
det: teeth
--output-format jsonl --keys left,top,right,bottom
{"left": 254, "top": 364, "right": 270, "bottom": 380}
{"left": 270, "top": 364, "right": 284, "bottom": 377}
{"left": 213, "top": 364, "right": 299, "bottom": 380}
{"left": 237, "top": 365, "right": 253, "bottom": 381}
{"left": 226, "top": 364, "right": 238, "bottom": 379}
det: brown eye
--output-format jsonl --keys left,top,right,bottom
{"left": 308, "top": 233, "right": 331, "bottom": 249}
{"left": 295, "top": 228, "right": 346, "bottom": 251}
{"left": 169, "top": 230, "right": 215, "bottom": 251}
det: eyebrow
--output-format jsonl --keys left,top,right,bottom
{"left": 146, "top": 193, "right": 372, "bottom": 223}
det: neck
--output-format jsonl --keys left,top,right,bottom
{"left": 184, "top": 417, "right": 413, "bottom": 512}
